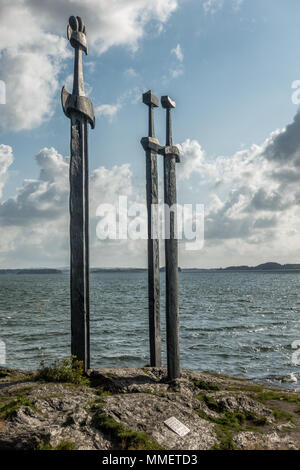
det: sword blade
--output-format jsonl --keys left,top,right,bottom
{"left": 69, "top": 114, "right": 90, "bottom": 371}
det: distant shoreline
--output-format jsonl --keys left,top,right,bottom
{"left": 1, "top": 262, "right": 300, "bottom": 275}
{"left": 0, "top": 269, "right": 62, "bottom": 275}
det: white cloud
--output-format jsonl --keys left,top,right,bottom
{"left": 0, "top": 1, "right": 70, "bottom": 132}
{"left": 25, "top": 0, "right": 179, "bottom": 54}
{"left": 233, "top": 0, "right": 244, "bottom": 11}
{"left": 202, "top": 0, "right": 244, "bottom": 15}
{"left": 0, "top": 145, "right": 141, "bottom": 268}
{"left": 0, "top": 0, "right": 179, "bottom": 132}
{"left": 95, "top": 86, "right": 146, "bottom": 120}
{"left": 178, "top": 111, "right": 300, "bottom": 264}
{"left": 170, "top": 66, "right": 184, "bottom": 79}
{"left": 124, "top": 67, "right": 138, "bottom": 78}
{"left": 203, "top": 0, "right": 224, "bottom": 14}
{"left": 171, "top": 44, "right": 184, "bottom": 62}
{"left": 95, "top": 103, "right": 122, "bottom": 122}
{"left": 177, "top": 139, "right": 207, "bottom": 181}
{"left": 3, "top": 108, "right": 300, "bottom": 268}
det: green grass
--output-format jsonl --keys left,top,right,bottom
{"left": 95, "top": 388, "right": 112, "bottom": 397}
{"left": 194, "top": 380, "right": 221, "bottom": 392}
{"left": 39, "top": 440, "right": 77, "bottom": 450}
{"left": 92, "top": 412, "right": 164, "bottom": 450}
{"left": 0, "top": 369, "right": 9, "bottom": 378}
{"left": 197, "top": 394, "right": 268, "bottom": 429}
{"left": 211, "top": 426, "right": 237, "bottom": 451}
{"left": 197, "top": 393, "right": 225, "bottom": 413}
{"left": 0, "top": 395, "right": 37, "bottom": 419}
{"left": 35, "top": 357, "right": 89, "bottom": 386}
{"left": 0, "top": 369, "right": 33, "bottom": 383}
{"left": 273, "top": 409, "right": 294, "bottom": 422}
{"left": 196, "top": 393, "right": 268, "bottom": 450}
{"left": 254, "top": 391, "right": 300, "bottom": 405}
{"left": 234, "top": 384, "right": 264, "bottom": 393}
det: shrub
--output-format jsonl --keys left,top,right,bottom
{"left": 36, "top": 357, "right": 89, "bottom": 386}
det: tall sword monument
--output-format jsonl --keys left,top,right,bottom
{"left": 141, "top": 91, "right": 162, "bottom": 367}
{"left": 61, "top": 16, "right": 95, "bottom": 372}
{"left": 159, "top": 96, "right": 181, "bottom": 380}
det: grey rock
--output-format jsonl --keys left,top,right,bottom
{"left": 1, "top": 367, "right": 300, "bottom": 451}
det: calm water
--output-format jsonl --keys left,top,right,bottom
{"left": 0, "top": 272, "right": 300, "bottom": 389}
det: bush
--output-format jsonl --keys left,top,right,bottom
{"left": 36, "top": 357, "right": 89, "bottom": 386}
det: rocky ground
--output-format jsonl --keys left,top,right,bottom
{"left": 1, "top": 366, "right": 300, "bottom": 450}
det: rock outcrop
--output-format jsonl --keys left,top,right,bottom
{"left": 0, "top": 367, "right": 300, "bottom": 450}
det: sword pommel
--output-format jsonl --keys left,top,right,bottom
{"left": 161, "top": 96, "right": 176, "bottom": 109}
{"left": 68, "top": 16, "right": 88, "bottom": 55}
{"left": 143, "top": 90, "right": 159, "bottom": 108}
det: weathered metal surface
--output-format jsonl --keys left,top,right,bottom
{"left": 159, "top": 95, "right": 181, "bottom": 380}
{"left": 69, "top": 114, "right": 90, "bottom": 369}
{"left": 141, "top": 90, "right": 161, "bottom": 367}
{"left": 62, "top": 88, "right": 95, "bottom": 128}
{"left": 62, "top": 16, "right": 94, "bottom": 372}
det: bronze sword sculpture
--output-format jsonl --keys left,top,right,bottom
{"left": 61, "top": 16, "right": 95, "bottom": 372}
{"left": 141, "top": 91, "right": 162, "bottom": 367}
{"left": 159, "top": 96, "right": 181, "bottom": 380}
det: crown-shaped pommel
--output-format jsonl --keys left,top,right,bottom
{"left": 161, "top": 96, "right": 176, "bottom": 109}
{"left": 67, "top": 16, "right": 88, "bottom": 54}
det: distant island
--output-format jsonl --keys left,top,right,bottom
{"left": 0, "top": 269, "right": 62, "bottom": 275}
{"left": 91, "top": 263, "right": 300, "bottom": 273}
{"left": 183, "top": 262, "right": 300, "bottom": 273}
{"left": 91, "top": 268, "right": 147, "bottom": 273}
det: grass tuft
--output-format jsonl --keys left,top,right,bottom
{"left": 35, "top": 356, "right": 89, "bottom": 386}
{"left": 194, "top": 380, "right": 221, "bottom": 392}
{"left": 0, "top": 395, "right": 37, "bottom": 419}
{"left": 273, "top": 409, "right": 294, "bottom": 422}
{"left": 92, "top": 411, "right": 164, "bottom": 450}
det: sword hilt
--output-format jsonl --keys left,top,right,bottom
{"left": 161, "top": 96, "right": 176, "bottom": 147}
{"left": 159, "top": 96, "right": 180, "bottom": 163}
{"left": 142, "top": 90, "right": 159, "bottom": 138}
{"left": 61, "top": 16, "right": 95, "bottom": 129}
{"left": 141, "top": 91, "right": 161, "bottom": 152}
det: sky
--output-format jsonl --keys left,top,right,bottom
{"left": 1, "top": 0, "right": 300, "bottom": 268}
